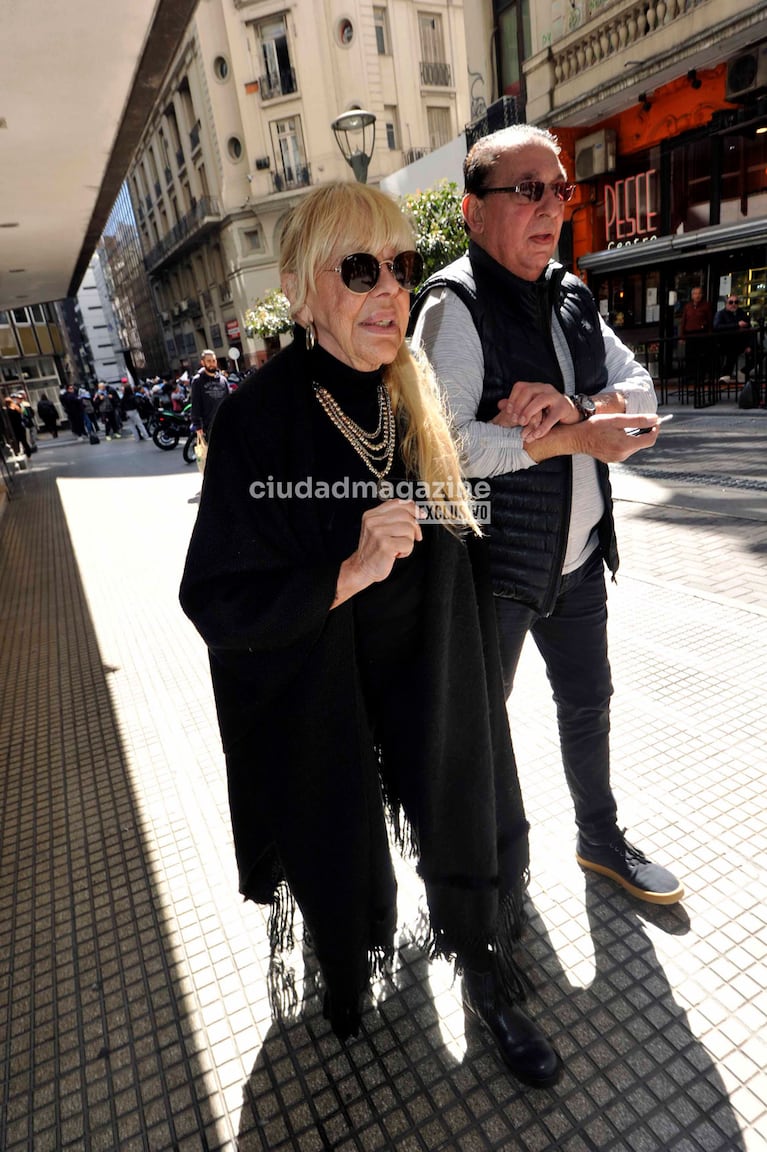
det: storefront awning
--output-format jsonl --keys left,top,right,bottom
{"left": 578, "top": 217, "right": 767, "bottom": 274}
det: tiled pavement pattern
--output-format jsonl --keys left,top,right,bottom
{"left": 1, "top": 404, "right": 766, "bottom": 1152}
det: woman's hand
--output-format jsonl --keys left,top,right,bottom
{"left": 332, "top": 500, "right": 424, "bottom": 608}
{"left": 492, "top": 381, "right": 580, "bottom": 440}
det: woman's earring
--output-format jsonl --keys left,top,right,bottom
{"left": 305, "top": 322, "right": 316, "bottom": 352}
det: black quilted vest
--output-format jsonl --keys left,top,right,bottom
{"left": 411, "top": 243, "right": 619, "bottom": 614}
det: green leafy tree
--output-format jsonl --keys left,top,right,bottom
{"left": 402, "top": 180, "right": 467, "bottom": 281}
{"left": 244, "top": 288, "right": 293, "bottom": 339}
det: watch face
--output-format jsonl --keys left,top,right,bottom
{"left": 576, "top": 394, "right": 596, "bottom": 416}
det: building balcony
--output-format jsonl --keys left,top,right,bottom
{"left": 532, "top": 0, "right": 759, "bottom": 123}
{"left": 259, "top": 68, "right": 297, "bottom": 101}
{"left": 465, "top": 96, "right": 519, "bottom": 150}
{"left": 420, "top": 60, "right": 452, "bottom": 87}
{"left": 552, "top": 0, "right": 703, "bottom": 88}
{"left": 218, "top": 281, "right": 232, "bottom": 305}
{"left": 176, "top": 147, "right": 185, "bottom": 169}
{"left": 272, "top": 163, "right": 311, "bottom": 193}
{"left": 403, "top": 147, "right": 430, "bottom": 165}
{"left": 143, "top": 196, "right": 221, "bottom": 273}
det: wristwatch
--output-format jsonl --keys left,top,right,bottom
{"left": 571, "top": 393, "right": 597, "bottom": 421}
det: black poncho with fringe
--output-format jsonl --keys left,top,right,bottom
{"left": 179, "top": 336, "right": 530, "bottom": 1039}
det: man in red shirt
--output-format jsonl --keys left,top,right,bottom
{"left": 679, "top": 286, "right": 713, "bottom": 383}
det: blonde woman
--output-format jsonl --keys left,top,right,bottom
{"left": 180, "top": 182, "right": 559, "bottom": 1087}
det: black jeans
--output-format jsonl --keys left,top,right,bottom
{"left": 494, "top": 548, "right": 617, "bottom": 840}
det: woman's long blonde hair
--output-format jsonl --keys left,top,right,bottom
{"left": 279, "top": 182, "right": 479, "bottom": 534}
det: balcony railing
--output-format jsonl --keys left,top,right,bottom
{"left": 189, "top": 121, "right": 201, "bottom": 152}
{"left": 201, "top": 289, "right": 212, "bottom": 310}
{"left": 259, "top": 68, "right": 297, "bottom": 101}
{"left": 272, "top": 163, "right": 311, "bottom": 193}
{"left": 403, "top": 147, "right": 430, "bottom": 165}
{"left": 176, "top": 147, "right": 185, "bottom": 169}
{"left": 552, "top": 0, "right": 698, "bottom": 86}
{"left": 420, "top": 60, "right": 452, "bottom": 87}
{"left": 143, "top": 195, "right": 221, "bottom": 272}
{"left": 465, "top": 96, "right": 519, "bottom": 151}
{"left": 218, "top": 281, "right": 232, "bottom": 304}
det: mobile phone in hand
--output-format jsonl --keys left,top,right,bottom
{"left": 626, "top": 413, "right": 674, "bottom": 437}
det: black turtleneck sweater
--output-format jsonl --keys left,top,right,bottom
{"left": 307, "top": 342, "right": 426, "bottom": 719}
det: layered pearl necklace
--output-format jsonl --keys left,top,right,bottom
{"left": 312, "top": 380, "right": 395, "bottom": 481}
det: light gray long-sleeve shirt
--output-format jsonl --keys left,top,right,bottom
{"left": 411, "top": 285, "right": 657, "bottom": 574}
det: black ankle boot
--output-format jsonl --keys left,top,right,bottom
{"left": 462, "top": 968, "right": 561, "bottom": 1088}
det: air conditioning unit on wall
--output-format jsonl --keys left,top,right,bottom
{"left": 574, "top": 129, "right": 617, "bottom": 182}
{"left": 726, "top": 43, "right": 767, "bottom": 101}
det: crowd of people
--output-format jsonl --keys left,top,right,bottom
{"left": 1, "top": 358, "right": 241, "bottom": 455}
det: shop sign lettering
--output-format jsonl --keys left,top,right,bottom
{"left": 604, "top": 169, "right": 658, "bottom": 247}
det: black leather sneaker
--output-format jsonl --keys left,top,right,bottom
{"left": 463, "top": 969, "right": 561, "bottom": 1089}
{"left": 576, "top": 829, "right": 684, "bottom": 905}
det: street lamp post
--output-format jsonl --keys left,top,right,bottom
{"left": 331, "top": 110, "right": 376, "bottom": 183}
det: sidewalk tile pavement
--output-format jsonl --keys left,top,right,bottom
{"left": 1, "top": 417, "right": 766, "bottom": 1151}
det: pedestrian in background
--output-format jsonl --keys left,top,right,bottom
{"left": 679, "top": 285, "right": 713, "bottom": 383}
{"left": 714, "top": 295, "right": 754, "bottom": 384}
{"left": 3, "top": 395, "right": 33, "bottom": 458}
{"left": 79, "top": 387, "right": 98, "bottom": 433}
{"left": 412, "top": 123, "right": 683, "bottom": 907}
{"left": 60, "top": 384, "right": 87, "bottom": 440}
{"left": 190, "top": 350, "right": 229, "bottom": 473}
{"left": 105, "top": 386, "right": 123, "bottom": 435}
{"left": 120, "top": 382, "right": 149, "bottom": 441}
{"left": 37, "top": 395, "right": 59, "bottom": 437}
{"left": 95, "top": 385, "right": 120, "bottom": 440}
{"left": 190, "top": 349, "right": 228, "bottom": 440}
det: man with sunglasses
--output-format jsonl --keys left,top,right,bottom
{"left": 412, "top": 124, "right": 683, "bottom": 907}
{"left": 714, "top": 296, "right": 754, "bottom": 387}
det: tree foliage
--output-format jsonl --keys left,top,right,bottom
{"left": 402, "top": 180, "right": 467, "bottom": 281}
{"left": 244, "top": 288, "right": 293, "bottom": 339}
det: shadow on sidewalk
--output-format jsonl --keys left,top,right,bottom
{"left": 0, "top": 470, "right": 224, "bottom": 1151}
{"left": 235, "top": 883, "right": 744, "bottom": 1150}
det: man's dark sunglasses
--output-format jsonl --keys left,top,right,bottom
{"left": 326, "top": 250, "right": 424, "bottom": 294}
{"left": 478, "top": 180, "right": 576, "bottom": 203}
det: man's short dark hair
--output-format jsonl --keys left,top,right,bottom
{"left": 463, "top": 124, "right": 562, "bottom": 195}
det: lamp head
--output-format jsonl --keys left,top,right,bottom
{"left": 331, "top": 109, "right": 377, "bottom": 183}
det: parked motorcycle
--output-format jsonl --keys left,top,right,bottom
{"left": 182, "top": 431, "right": 198, "bottom": 465}
{"left": 152, "top": 406, "right": 191, "bottom": 450}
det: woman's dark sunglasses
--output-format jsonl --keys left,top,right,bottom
{"left": 327, "top": 250, "right": 424, "bottom": 294}
{"left": 479, "top": 180, "right": 576, "bottom": 203}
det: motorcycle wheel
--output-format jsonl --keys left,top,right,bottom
{"left": 182, "top": 434, "right": 197, "bottom": 465}
{"left": 153, "top": 427, "right": 179, "bottom": 450}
